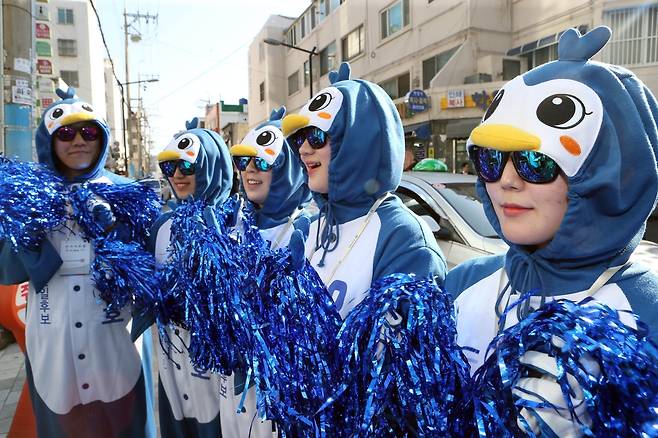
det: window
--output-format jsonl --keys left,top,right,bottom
{"left": 502, "top": 59, "right": 521, "bottom": 80}
{"left": 259, "top": 82, "right": 265, "bottom": 102}
{"left": 57, "top": 39, "right": 77, "bottom": 57}
{"left": 422, "top": 45, "right": 459, "bottom": 89}
{"left": 381, "top": 0, "right": 409, "bottom": 39}
{"left": 342, "top": 25, "right": 364, "bottom": 61}
{"left": 300, "top": 15, "right": 306, "bottom": 39}
{"left": 288, "top": 71, "right": 300, "bottom": 96}
{"left": 379, "top": 72, "right": 410, "bottom": 100}
{"left": 330, "top": 0, "right": 340, "bottom": 12}
{"left": 57, "top": 8, "right": 74, "bottom": 25}
{"left": 60, "top": 70, "right": 79, "bottom": 88}
{"left": 602, "top": 6, "right": 658, "bottom": 65}
{"left": 287, "top": 26, "right": 297, "bottom": 46}
{"left": 310, "top": 5, "right": 317, "bottom": 29}
{"left": 521, "top": 44, "right": 558, "bottom": 70}
{"left": 304, "top": 58, "right": 320, "bottom": 86}
{"left": 319, "top": 0, "right": 327, "bottom": 22}
{"left": 319, "top": 41, "right": 337, "bottom": 76}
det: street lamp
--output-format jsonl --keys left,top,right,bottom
{"left": 264, "top": 38, "right": 317, "bottom": 98}
{"left": 118, "top": 78, "right": 159, "bottom": 175}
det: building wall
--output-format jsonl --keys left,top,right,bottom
{"left": 50, "top": 0, "right": 106, "bottom": 115}
{"left": 250, "top": 0, "right": 658, "bottom": 169}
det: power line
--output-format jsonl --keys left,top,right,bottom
{"left": 88, "top": 0, "right": 132, "bottom": 114}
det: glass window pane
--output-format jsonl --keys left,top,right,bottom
{"left": 381, "top": 10, "right": 388, "bottom": 39}
{"left": 380, "top": 78, "right": 397, "bottom": 99}
{"left": 398, "top": 73, "right": 410, "bottom": 96}
{"left": 422, "top": 57, "right": 435, "bottom": 89}
{"left": 388, "top": 3, "right": 402, "bottom": 36}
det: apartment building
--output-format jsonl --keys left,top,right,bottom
{"left": 248, "top": 0, "right": 658, "bottom": 171}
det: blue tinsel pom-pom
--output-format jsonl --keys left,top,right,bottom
{"left": 234, "top": 207, "right": 342, "bottom": 435}
{"left": 91, "top": 236, "right": 158, "bottom": 313}
{"left": 157, "top": 199, "right": 244, "bottom": 374}
{"left": 330, "top": 273, "right": 472, "bottom": 437}
{"left": 471, "top": 298, "right": 658, "bottom": 437}
{"left": 0, "top": 158, "right": 67, "bottom": 249}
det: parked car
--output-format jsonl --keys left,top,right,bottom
{"left": 397, "top": 171, "right": 658, "bottom": 273}
{"left": 141, "top": 177, "right": 172, "bottom": 202}
{"left": 396, "top": 171, "right": 507, "bottom": 269}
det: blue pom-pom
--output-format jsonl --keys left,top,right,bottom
{"left": 330, "top": 273, "right": 471, "bottom": 436}
{"left": 234, "top": 207, "right": 342, "bottom": 433}
{"left": 91, "top": 237, "right": 158, "bottom": 313}
{"left": 471, "top": 298, "right": 658, "bottom": 437}
{"left": 71, "top": 181, "right": 162, "bottom": 243}
{"left": 0, "top": 158, "right": 67, "bottom": 250}
{"left": 157, "top": 199, "right": 244, "bottom": 374}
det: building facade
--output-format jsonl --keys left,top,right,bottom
{"left": 248, "top": 0, "right": 658, "bottom": 172}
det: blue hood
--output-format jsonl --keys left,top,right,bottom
{"left": 233, "top": 107, "right": 310, "bottom": 229}
{"left": 158, "top": 118, "right": 233, "bottom": 206}
{"left": 282, "top": 63, "right": 404, "bottom": 224}
{"left": 468, "top": 26, "right": 658, "bottom": 295}
{"left": 35, "top": 87, "right": 111, "bottom": 182}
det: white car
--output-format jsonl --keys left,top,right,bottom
{"left": 398, "top": 171, "right": 658, "bottom": 273}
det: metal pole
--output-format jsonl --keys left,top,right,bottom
{"left": 308, "top": 48, "right": 315, "bottom": 99}
{"left": 137, "top": 77, "right": 142, "bottom": 177}
{"left": 123, "top": 7, "right": 132, "bottom": 176}
{"left": 0, "top": 1, "right": 4, "bottom": 156}
{"left": 119, "top": 83, "right": 128, "bottom": 172}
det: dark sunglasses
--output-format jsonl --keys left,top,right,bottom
{"left": 287, "top": 126, "right": 328, "bottom": 151}
{"left": 159, "top": 160, "right": 196, "bottom": 177}
{"left": 470, "top": 145, "right": 560, "bottom": 184}
{"left": 55, "top": 125, "right": 100, "bottom": 142}
{"left": 233, "top": 156, "right": 272, "bottom": 172}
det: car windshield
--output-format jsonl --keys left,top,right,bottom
{"left": 431, "top": 182, "right": 498, "bottom": 238}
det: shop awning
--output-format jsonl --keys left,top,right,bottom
{"left": 446, "top": 118, "right": 480, "bottom": 138}
{"left": 403, "top": 122, "right": 431, "bottom": 140}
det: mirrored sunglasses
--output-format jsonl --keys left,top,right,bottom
{"left": 470, "top": 145, "right": 560, "bottom": 184}
{"left": 233, "top": 156, "right": 272, "bottom": 172}
{"left": 159, "top": 159, "right": 196, "bottom": 177}
{"left": 287, "top": 126, "right": 328, "bottom": 151}
{"left": 55, "top": 125, "right": 100, "bottom": 142}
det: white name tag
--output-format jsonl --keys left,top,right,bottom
{"left": 60, "top": 235, "right": 92, "bottom": 276}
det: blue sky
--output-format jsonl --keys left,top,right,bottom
{"left": 94, "top": 0, "right": 309, "bottom": 152}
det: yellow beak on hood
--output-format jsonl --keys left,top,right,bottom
{"left": 157, "top": 150, "right": 182, "bottom": 162}
{"left": 59, "top": 112, "right": 96, "bottom": 127}
{"left": 281, "top": 114, "right": 310, "bottom": 137}
{"left": 470, "top": 124, "right": 541, "bottom": 151}
{"left": 230, "top": 144, "right": 258, "bottom": 157}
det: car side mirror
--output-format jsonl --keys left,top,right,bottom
{"left": 420, "top": 215, "right": 441, "bottom": 233}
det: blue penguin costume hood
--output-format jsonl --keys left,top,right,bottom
{"left": 467, "top": 26, "right": 658, "bottom": 297}
{"left": 282, "top": 62, "right": 404, "bottom": 224}
{"left": 158, "top": 118, "right": 233, "bottom": 207}
{"left": 231, "top": 107, "right": 310, "bottom": 229}
{"left": 36, "top": 87, "right": 111, "bottom": 182}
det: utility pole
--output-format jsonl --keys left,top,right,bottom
{"left": 123, "top": 8, "right": 157, "bottom": 177}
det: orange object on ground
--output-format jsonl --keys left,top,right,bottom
{"left": 0, "top": 283, "right": 36, "bottom": 438}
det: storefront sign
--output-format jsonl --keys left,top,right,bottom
{"left": 15, "top": 79, "right": 29, "bottom": 88}
{"left": 35, "top": 4, "right": 49, "bottom": 21}
{"left": 36, "top": 41, "right": 52, "bottom": 57}
{"left": 405, "top": 89, "right": 430, "bottom": 113}
{"left": 440, "top": 89, "right": 499, "bottom": 111}
{"left": 471, "top": 90, "right": 498, "bottom": 111}
{"left": 447, "top": 89, "right": 465, "bottom": 108}
{"left": 37, "top": 60, "right": 53, "bottom": 75}
{"left": 41, "top": 98, "right": 54, "bottom": 108}
{"left": 38, "top": 77, "right": 54, "bottom": 93}
{"left": 36, "top": 23, "right": 50, "bottom": 39}
{"left": 12, "top": 86, "right": 32, "bottom": 105}
{"left": 13, "top": 58, "right": 31, "bottom": 74}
